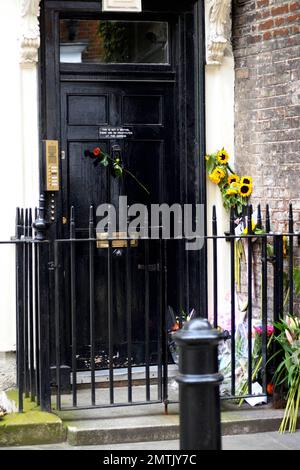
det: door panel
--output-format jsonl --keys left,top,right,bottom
{"left": 68, "top": 141, "right": 109, "bottom": 223}
{"left": 61, "top": 80, "right": 175, "bottom": 368}
{"left": 67, "top": 95, "right": 109, "bottom": 126}
{"left": 61, "top": 82, "right": 174, "bottom": 223}
{"left": 122, "top": 95, "right": 163, "bottom": 125}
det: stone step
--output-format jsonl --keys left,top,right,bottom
{"left": 60, "top": 403, "right": 288, "bottom": 447}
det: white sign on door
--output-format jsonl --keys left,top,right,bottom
{"left": 102, "top": 0, "right": 142, "bottom": 12}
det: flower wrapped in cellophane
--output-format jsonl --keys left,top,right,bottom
{"left": 273, "top": 315, "right": 300, "bottom": 433}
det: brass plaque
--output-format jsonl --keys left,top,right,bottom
{"left": 45, "top": 140, "right": 59, "bottom": 191}
{"left": 102, "top": 0, "right": 142, "bottom": 12}
{"left": 96, "top": 232, "right": 138, "bottom": 249}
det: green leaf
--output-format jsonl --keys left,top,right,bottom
{"left": 113, "top": 163, "right": 123, "bottom": 178}
{"left": 101, "top": 156, "right": 109, "bottom": 167}
{"left": 293, "top": 267, "right": 300, "bottom": 296}
{"left": 206, "top": 156, "right": 216, "bottom": 174}
{"left": 267, "top": 244, "right": 274, "bottom": 257}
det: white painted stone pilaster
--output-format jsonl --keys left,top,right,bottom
{"left": 20, "top": 0, "right": 40, "bottom": 207}
{"left": 205, "top": 0, "right": 235, "bottom": 327}
{"left": 0, "top": 0, "right": 41, "bottom": 353}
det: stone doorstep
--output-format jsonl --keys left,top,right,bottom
{"left": 0, "top": 396, "right": 298, "bottom": 447}
{"left": 62, "top": 405, "right": 297, "bottom": 447}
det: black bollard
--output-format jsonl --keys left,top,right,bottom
{"left": 174, "top": 318, "right": 224, "bottom": 450}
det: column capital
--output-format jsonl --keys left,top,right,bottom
{"left": 206, "top": 0, "right": 232, "bottom": 66}
{"left": 20, "top": 0, "right": 41, "bottom": 65}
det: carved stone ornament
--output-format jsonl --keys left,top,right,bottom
{"left": 206, "top": 0, "right": 232, "bottom": 65}
{"left": 20, "top": 0, "right": 41, "bottom": 65}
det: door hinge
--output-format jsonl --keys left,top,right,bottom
{"left": 61, "top": 150, "right": 66, "bottom": 160}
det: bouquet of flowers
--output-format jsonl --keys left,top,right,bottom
{"left": 236, "top": 322, "right": 274, "bottom": 403}
{"left": 273, "top": 315, "right": 300, "bottom": 433}
{"left": 205, "top": 148, "right": 252, "bottom": 215}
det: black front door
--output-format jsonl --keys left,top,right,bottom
{"left": 60, "top": 80, "right": 175, "bottom": 367}
{"left": 41, "top": 1, "right": 206, "bottom": 371}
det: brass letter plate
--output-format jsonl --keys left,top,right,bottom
{"left": 45, "top": 140, "right": 60, "bottom": 191}
{"left": 96, "top": 232, "right": 139, "bottom": 249}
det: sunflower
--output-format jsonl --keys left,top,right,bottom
{"left": 228, "top": 174, "right": 239, "bottom": 185}
{"left": 226, "top": 181, "right": 240, "bottom": 196}
{"left": 208, "top": 167, "right": 226, "bottom": 184}
{"left": 216, "top": 148, "right": 229, "bottom": 164}
{"left": 209, "top": 172, "right": 221, "bottom": 184}
{"left": 226, "top": 188, "right": 238, "bottom": 196}
{"left": 214, "top": 167, "right": 226, "bottom": 179}
{"left": 241, "top": 176, "right": 252, "bottom": 186}
{"left": 239, "top": 184, "right": 252, "bottom": 198}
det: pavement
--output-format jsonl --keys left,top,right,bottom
{"left": 1, "top": 431, "right": 300, "bottom": 450}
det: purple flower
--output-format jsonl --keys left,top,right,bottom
{"left": 254, "top": 326, "right": 263, "bottom": 335}
{"left": 254, "top": 325, "right": 274, "bottom": 337}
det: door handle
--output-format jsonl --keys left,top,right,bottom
{"left": 112, "top": 144, "right": 121, "bottom": 159}
{"left": 111, "top": 144, "right": 123, "bottom": 178}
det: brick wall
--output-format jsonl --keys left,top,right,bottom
{"left": 60, "top": 20, "right": 105, "bottom": 62}
{"left": 233, "top": 0, "right": 300, "bottom": 231}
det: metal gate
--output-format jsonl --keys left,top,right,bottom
{"left": 13, "top": 196, "right": 293, "bottom": 413}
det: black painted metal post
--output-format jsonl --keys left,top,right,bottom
{"left": 174, "top": 318, "right": 223, "bottom": 450}
{"left": 212, "top": 206, "right": 218, "bottom": 329}
{"left": 272, "top": 233, "right": 284, "bottom": 407}
{"left": 24, "top": 209, "right": 29, "bottom": 398}
{"left": 273, "top": 233, "right": 284, "bottom": 324}
{"left": 288, "top": 204, "right": 294, "bottom": 316}
{"left": 15, "top": 208, "right": 24, "bottom": 412}
{"left": 33, "top": 195, "right": 51, "bottom": 412}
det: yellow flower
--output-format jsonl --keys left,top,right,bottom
{"left": 215, "top": 167, "right": 226, "bottom": 180}
{"left": 239, "top": 184, "right": 252, "bottom": 198}
{"left": 217, "top": 148, "right": 229, "bottom": 164}
{"left": 226, "top": 188, "right": 238, "bottom": 196}
{"left": 241, "top": 176, "right": 253, "bottom": 186}
{"left": 209, "top": 172, "right": 221, "bottom": 184}
{"left": 205, "top": 155, "right": 210, "bottom": 161}
{"left": 208, "top": 167, "right": 226, "bottom": 185}
{"left": 226, "top": 182, "right": 240, "bottom": 196}
{"left": 283, "top": 236, "right": 288, "bottom": 256}
{"left": 228, "top": 174, "right": 239, "bottom": 185}
{"left": 243, "top": 219, "right": 257, "bottom": 234}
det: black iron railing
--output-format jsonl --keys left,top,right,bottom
{"left": 11, "top": 198, "right": 300, "bottom": 412}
